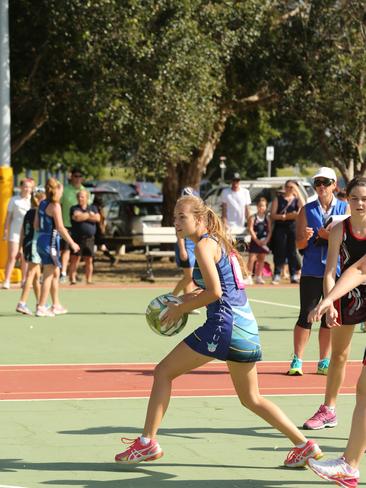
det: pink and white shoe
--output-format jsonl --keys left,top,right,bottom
{"left": 35, "top": 306, "right": 55, "bottom": 317}
{"left": 303, "top": 404, "right": 338, "bottom": 430}
{"left": 308, "top": 457, "right": 359, "bottom": 487}
{"left": 51, "top": 305, "right": 68, "bottom": 315}
{"left": 115, "top": 437, "right": 163, "bottom": 464}
{"left": 284, "top": 439, "right": 323, "bottom": 468}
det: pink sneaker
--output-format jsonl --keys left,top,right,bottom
{"left": 303, "top": 404, "right": 338, "bottom": 430}
{"left": 308, "top": 457, "right": 359, "bottom": 487}
{"left": 115, "top": 437, "right": 163, "bottom": 464}
{"left": 284, "top": 439, "right": 323, "bottom": 468}
{"left": 51, "top": 305, "right": 68, "bottom": 315}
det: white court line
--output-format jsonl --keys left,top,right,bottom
{"left": 0, "top": 393, "right": 355, "bottom": 402}
{"left": 250, "top": 298, "right": 299, "bottom": 309}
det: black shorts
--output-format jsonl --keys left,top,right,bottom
{"left": 296, "top": 276, "right": 327, "bottom": 329}
{"left": 72, "top": 235, "right": 95, "bottom": 257}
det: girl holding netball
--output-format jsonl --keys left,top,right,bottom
{"left": 115, "top": 195, "right": 322, "bottom": 467}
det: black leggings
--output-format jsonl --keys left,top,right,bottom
{"left": 272, "top": 224, "right": 300, "bottom": 277}
{"left": 296, "top": 276, "right": 327, "bottom": 329}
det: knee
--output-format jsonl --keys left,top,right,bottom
{"left": 153, "top": 362, "right": 172, "bottom": 383}
{"left": 330, "top": 349, "right": 349, "bottom": 365}
{"left": 239, "top": 394, "right": 262, "bottom": 412}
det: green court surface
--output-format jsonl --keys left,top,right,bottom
{"left": 0, "top": 286, "right": 365, "bottom": 487}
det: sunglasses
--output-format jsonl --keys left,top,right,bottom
{"left": 314, "top": 178, "right": 333, "bottom": 187}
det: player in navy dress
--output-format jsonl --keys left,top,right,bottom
{"left": 35, "top": 178, "right": 79, "bottom": 317}
{"left": 15, "top": 188, "right": 46, "bottom": 316}
{"left": 307, "top": 255, "right": 366, "bottom": 487}
{"left": 115, "top": 194, "right": 322, "bottom": 468}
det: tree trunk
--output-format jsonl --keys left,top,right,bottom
{"left": 161, "top": 109, "right": 230, "bottom": 225}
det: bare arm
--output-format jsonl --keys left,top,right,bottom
{"left": 245, "top": 204, "right": 251, "bottom": 224}
{"left": 323, "top": 223, "right": 343, "bottom": 296}
{"left": 270, "top": 197, "right": 280, "bottom": 221}
{"left": 247, "top": 215, "right": 257, "bottom": 242}
{"left": 2, "top": 209, "right": 11, "bottom": 240}
{"left": 163, "top": 238, "right": 222, "bottom": 325}
{"left": 176, "top": 235, "right": 188, "bottom": 261}
{"left": 308, "top": 255, "right": 366, "bottom": 324}
{"left": 296, "top": 206, "right": 313, "bottom": 249}
{"left": 51, "top": 203, "right": 79, "bottom": 251}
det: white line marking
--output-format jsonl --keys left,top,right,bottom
{"left": 250, "top": 299, "right": 299, "bottom": 309}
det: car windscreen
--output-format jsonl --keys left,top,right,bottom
{"left": 126, "top": 202, "right": 162, "bottom": 217}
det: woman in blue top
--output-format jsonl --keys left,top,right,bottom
{"left": 288, "top": 167, "right": 348, "bottom": 377}
{"left": 35, "top": 178, "right": 79, "bottom": 317}
{"left": 115, "top": 194, "right": 322, "bottom": 468}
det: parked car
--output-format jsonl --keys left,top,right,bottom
{"left": 89, "top": 186, "right": 120, "bottom": 208}
{"left": 132, "top": 181, "right": 162, "bottom": 199}
{"left": 104, "top": 197, "right": 163, "bottom": 249}
{"left": 204, "top": 178, "right": 316, "bottom": 217}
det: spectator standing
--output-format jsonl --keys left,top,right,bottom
{"left": 35, "top": 178, "right": 79, "bottom": 317}
{"left": 287, "top": 167, "right": 348, "bottom": 376}
{"left": 2, "top": 178, "right": 34, "bottom": 289}
{"left": 92, "top": 195, "right": 116, "bottom": 266}
{"left": 246, "top": 197, "right": 272, "bottom": 285}
{"left": 60, "top": 168, "right": 85, "bottom": 282}
{"left": 69, "top": 190, "right": 100, "bottom": 285}
{"left": 16, "top": 188, "right": 46, "bottom": 315}
{"left": 270, "top": 180, "right": 305, "bottom": 284}
{"left": 220, "top": 172, "right": 251, "bottom": 236}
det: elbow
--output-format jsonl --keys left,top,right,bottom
{"left": 211, "top": 289, "right": 222, "bottom": 301}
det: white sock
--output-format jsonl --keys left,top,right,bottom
{"left": 327, "top": 405, "right": 336, "bottom": 412}
{"left": 295, "top": 442, "right": 307, "bottom": 448}
{"left": 140, "top": 435, "right": 151, "bottom": 446}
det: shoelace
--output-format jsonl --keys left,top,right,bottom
{"left": 120, "top": 437, "right": 138, "bottom": 445}
{"left": 309, "top": 407, "right": 330, "bottom": 422}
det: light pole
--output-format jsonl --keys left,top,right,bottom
{"left": 219, "top": 156, "right": 227, "bottom": 183}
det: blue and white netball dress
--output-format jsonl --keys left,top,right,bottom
{"left": 37, "top": 200, "right": 61, "bottom": 267}
{"left": 184, "top": 235, "right": 262, "bottom": 362}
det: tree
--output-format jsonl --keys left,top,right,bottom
{"left": 280, "top": 0, "right": 366, "bottom": 182}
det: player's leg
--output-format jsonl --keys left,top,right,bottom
{"left": 227, "top": 361, "right": 322, "bottom": 467}
{"left": 325, "top": 325, "right": 355, "bottom": 406}
{"left": 16, "top": 262, "right": 37, "bottom": 315}
{"left": 84, "top": 256, "right": 93, "bottom": 284}
{"left": 307, "top": 356, "right": 366, "bottom": 486}
{"left": 115, "top": 342, "right": 212, "bottom": 463}
{"left": 288, "top": 276, "right": 324, "bottom": 376}
{"left": 254, "top": 253, "right": 265, "bottom": 283}
{"left": 143, "top": 342, "right": 212, "bottom": 438}
{"left": 36, "top": 264, "right": 55, "bottom": 316}
{"left": 3, "top": 241, "right": 19, "bottom": 287}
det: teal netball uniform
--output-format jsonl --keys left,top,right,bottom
{"left": 184, "top": 234, "right": 262, "bottom": 362}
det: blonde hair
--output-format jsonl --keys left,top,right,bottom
{"left": 175, "top": 195, "right": 248, "bottom": 274}
{"left": 45, "top": 178, "right": 62, "bottom": 203}
{"left": 31, "top": 189, "right": 46, "bottom": 208}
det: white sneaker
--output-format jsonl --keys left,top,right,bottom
{"left": 2, "top": 281, "right": 10, "bottom": 289}
{"left": 272, "top": 274, "right": 280, "bottom": 285}
{"left": 307, "top": 457, "right": 359, "bottom": 487}
{"left": 16, "top": 302, "right": 33, "bottom": 316}
{"left": 243, "top": 276, "right": 253, "bottom": 285}
{"left": 254, "top": 276, "right": 265, "bottom": 284}
{"left": 51, "top": 305, "right": 68, "bottom": 315}
{"left": 36, "top": 306, "right": 55, "bottom": 317}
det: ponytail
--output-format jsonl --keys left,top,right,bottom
{"left": 45, "top": 178, "right": 61, "bottom": 203}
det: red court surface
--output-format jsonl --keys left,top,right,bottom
{"left": 0, "top": 360, "right": 362, "bottom": 400}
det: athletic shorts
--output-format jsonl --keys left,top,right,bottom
{"left": 334, "top": 285, "right": 366, "bottom": 325}
{"left": 37, "top": 233, "right": 61, "bottom": 267}
{"left": 72, "top": 235, "right": 95, "bottom": 257}
{"left": 184, "top": 301, "right": 262, "bottom": 363}
{"left": 296, "top": 276, "right": 327, "bottom": 329}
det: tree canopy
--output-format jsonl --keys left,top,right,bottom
{"left": 10, "top": 0, "right": 366, "bottom": 200}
